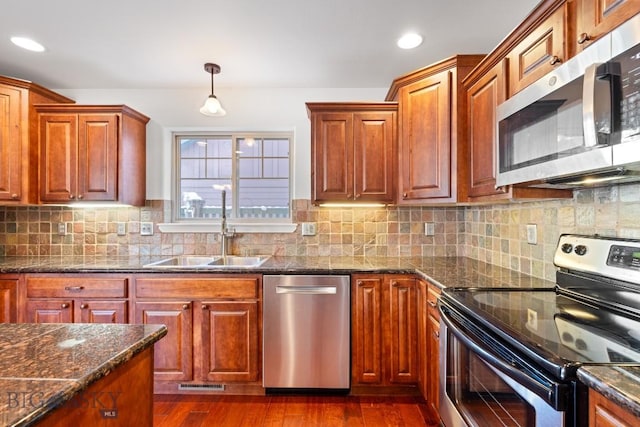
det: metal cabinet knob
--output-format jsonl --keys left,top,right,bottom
{"left": 80, "top": 303, "right": 88, "bottom": 309}
{"left": 402, "top": 192, "right": 408, "bottom": 199}
{"left": 202, "top": 304, "right": 208, "bottom": 310}
{"left": 577, "top": 33, "right": 591, "bottom": 44}
{"left": 549, "top": 55, "right": 561, "bottom": 65}
{"left": 61, "top": 303, "right": 69, "bottom": 309}
{"left": 77, "top": 194, "right": 83, "bottom": 200}
{"left": 11, "top": 194, "right": 18, "bottom": 199}
{"left": 182, "top": 304, "right": 190, "bottom": 310}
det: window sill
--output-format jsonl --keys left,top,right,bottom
{"left": 157, "top": 222, "right": 298, "bottom": 234}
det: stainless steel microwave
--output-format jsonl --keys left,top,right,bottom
{"left": 496, "top": 13, "right": 640, "bottom": 189}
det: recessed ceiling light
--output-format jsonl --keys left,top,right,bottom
{"left": 10, "top": 36, "right": 45, "bottom": 52}
{"left": 397, "top": 33, "right": 423, "bottom": 50}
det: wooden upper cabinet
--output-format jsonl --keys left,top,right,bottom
{"left": 36, "top": 105, "right": 149, "bottom": 206}
{"left": 467, "top": 61, "right": 506, "bottom": 199}
{"left": 307, "top": 103, "right": 397, "bottom": 204}
{"left": 398, "top": 70, "right": 451, "bottom": 202}
{"left": 576, "top": 0, "right": 640, "bottom": 51}
{"left": 507, "top": 3, "right": 568, "bottom": 97}
{"left": 0, "top": 76, "right": 73, "bottom": 204}
{"left": 386, "top": 55, "right": 484, "bottom": 204}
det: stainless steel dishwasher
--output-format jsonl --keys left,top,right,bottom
{"left": 263, "top": 275, "right": 350, "bottom": 390}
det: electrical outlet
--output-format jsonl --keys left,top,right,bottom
{"left": 301, "top": 222, "right": 316, "bottom": 236}
{"left": 140, "top": 222, "right": 154, "bottom": 236}
{"left": 117, "top": 222, "right": 127, "bottom": 236}
{"left": 57, "top": 223, "right": 67, "bottom": 236}
{"left": 526, "top": 224, "right": 537, "bottom": 245}
{"left": 424, "top": 222, "right": 435, "bottom": 236}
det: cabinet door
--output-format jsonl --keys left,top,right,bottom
{"left": 77, "top": 300, "right": 128, "bottom": 324}
{"left": 26, "top": 300, "right": 73, "bottom": 323}
{"left": 417, "top": 280, "right": 428, "bottom": 399}
{"left": 399, "top": 70, "right": 452, "bottom": 201}
{"left": 77, "top": 114, "right": 118, "bottom": 201}
{"left": 427, "top": 312, "right": 440, "bottom": 416}
{"left": 387, "top": 277, "right": 418, "bottom": 383}
{"left": 351, "top": 275, "right": 383, "bottom": 385}
{"left": 577, "top": 0, "right": 640, "bottom": 51}
{"left": 312, "top": 112, "right": 354, "bottom": 201}
{"left": 507, "top": 5, "right": 567, "bottom": 97}
{"left": 199, "top": 301, "right": 259, "bottom": 382}
{"left": 353, "top": 112, "right": 395, "bottom": 202}
{"left": 0, "top": 278, "right": 19, "bottom": 323}
{"left": 135, "top": 301, "right": 193, "bottom": 382}
{"left": 589, "top": 388, "right": 638, "bottom": 426}
{"left": 39, "top": 113, "right": 77, "bottom": 202}
{"left": 468, "top": 61, "right": 508, "bottom": 199}
{"left": 0, "top": 85, "right": 23, "bottom": 202}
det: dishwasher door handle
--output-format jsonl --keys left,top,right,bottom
{"left": 275, "top": 285, "right": 337, "bottom": 294}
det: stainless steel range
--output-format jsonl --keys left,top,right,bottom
{"left": 438, "top": 234, "right": 640, "bottom": 427}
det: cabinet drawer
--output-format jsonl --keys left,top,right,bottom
{"left": 135, "top": 276, "right": 260, "bottom": 299}
{"left": 26, "top": 277, "right": 128, "bottom": 298}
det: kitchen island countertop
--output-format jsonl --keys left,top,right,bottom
{"left": 0, "top": 323, "right": 167, "bottom": 426}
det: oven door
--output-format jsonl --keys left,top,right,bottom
{"left": 439, "top": 302, "right": 570, "bottom": 427}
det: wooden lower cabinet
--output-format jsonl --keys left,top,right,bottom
{"left": 134, "top": 301, "right": 193, "bottom": 382}
{"left": 352, "top": 274, "right": 418, "bottom": 392}
{"left": 426, "top": 283, "right": 441, "bottom": 418}
{"left": 200, "top": 301, "right": 259, "bottom": 383}
{"left": 24, "top": 274, "right": 129, "bottom": 324}
{"left": 0, "top": 277, "right": 19, "bottom": 323}
{"left": 133, "top": 275, "right": 261, "bottom": 393}
{"left": 418, "top": 280, "right": 441, "bottom": 419}
{"left": 589, "top": 388, "right": 639, "bottom": 426}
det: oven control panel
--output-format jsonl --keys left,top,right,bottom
{"left": 607, "top": 245, "right": 640, "bottom": 270}
{"left": 555, "top": 234, "right": 640, "bottom": 285}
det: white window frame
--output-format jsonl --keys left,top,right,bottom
{"left": 158, "top": 130, "right": 297, "bottom": 234}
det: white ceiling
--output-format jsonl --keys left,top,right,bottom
{"left": 1, "top": 0, "right": 539, "bottom": 90}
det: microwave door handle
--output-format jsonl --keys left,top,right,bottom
{"left": 582, "top": 63, "right": 600, "bottom": 147}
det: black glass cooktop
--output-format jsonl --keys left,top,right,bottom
{"left": 441, "top": 286, "right": 640, "bottom": 378}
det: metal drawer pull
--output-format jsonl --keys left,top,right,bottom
{"left": 428, "top": 300, "right": 437, "bottom": 308}
{"left": 64, "top": 286, "right": 84, "bottom": 291}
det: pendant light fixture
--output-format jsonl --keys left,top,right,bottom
{"left": 200, "top": 63, "right": 227, "bottom": 117}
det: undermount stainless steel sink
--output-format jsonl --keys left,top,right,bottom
{"left": 207, "top": 256, "right": 270, "bottom": 267}
{"left": 143, "top": 255, "right": 270, "bottom": 268}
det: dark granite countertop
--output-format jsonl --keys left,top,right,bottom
{"left": 0, "top": 255, "right": 555, "bottom": 290}
{"left": 0, "top": 323, "right": 167, "bottom": 427}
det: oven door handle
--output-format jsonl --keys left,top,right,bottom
{"left": 440, "top": 305, "right": 555, "bottom": 403}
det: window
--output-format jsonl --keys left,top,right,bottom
{"left": 175, "top": 132, "right": 291, "bottom": 222}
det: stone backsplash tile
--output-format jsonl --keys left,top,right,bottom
{"left": 0, "top": 183, "right": 638, "bottom": 281}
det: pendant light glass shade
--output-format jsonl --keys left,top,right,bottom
{"left": 200, "top": 63, "right": 226, "bottom": 117}
{"left": 200, "top": 95, "right": 226, "bottom": 116}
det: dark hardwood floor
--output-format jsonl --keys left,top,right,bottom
{"left": 153, "top": 394, "right": 439, "bottom": 426}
